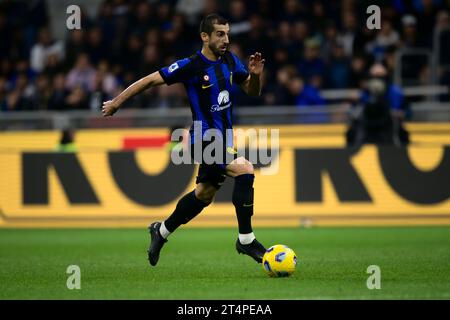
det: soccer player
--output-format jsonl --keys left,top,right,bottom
{"left": 102, "top": 14, "right": 267, "bottom": 266}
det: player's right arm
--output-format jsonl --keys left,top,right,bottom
{"left": 102, "top": 71, "right": 165, "bottom": 117}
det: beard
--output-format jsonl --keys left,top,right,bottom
{"left": 209, "top": 43, "right": 226, "bottom": 57}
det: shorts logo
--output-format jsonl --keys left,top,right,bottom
{"left": 168, "top": 63, "right": 179, "bottom": 73}
{"left": 203, "top": 75, "right": 209, "bottom": 81}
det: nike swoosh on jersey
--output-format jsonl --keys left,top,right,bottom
{"left": 202, "top": 84, "right": 214, "bottom": 89}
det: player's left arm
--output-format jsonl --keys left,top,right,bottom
{"left": 240, "top": 52, "right": 265, "bottom": 97}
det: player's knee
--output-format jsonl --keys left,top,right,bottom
{"left": 196, "top": 192, "right": 214, "bottom": 204}
{"left": 195, "top": 185, "right": 216, "bottom": 204}
{"left": 244, "top": 162, "right": 254, "bottom": 174}
{"left": 236, "top": 161, "right": 254, "bottom": 175}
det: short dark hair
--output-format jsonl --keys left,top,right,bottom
{"left": 199, "top": 14, "right": 228, "bottom": 35}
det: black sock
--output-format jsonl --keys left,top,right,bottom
{"left": 164, "top": 190, "right": 209, "bottom": 232}
{"left": 232, "top": 174, "right": 255, "bottom": 234}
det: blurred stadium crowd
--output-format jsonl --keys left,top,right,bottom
{"left": 1, "top": 0, "right": 450, "bottom": 112}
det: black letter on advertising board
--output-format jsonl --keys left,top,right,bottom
{"left": 295, "top": 149, "right": 372, "bottom": 202}
{"left": 108, "top": 151, "right": 195, "bottom": 205}
{"left": 378, "top": 146, "right": 450, "bottom": 204}
{"left": 22, "top": 153, "right": 99, "bottom": 204}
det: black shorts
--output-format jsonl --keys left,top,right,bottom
{"left": 189, "top": 142, "right": 239, "bottom": 189}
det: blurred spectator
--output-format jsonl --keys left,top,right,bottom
{"left": 297, "top": 38, "right": 326, "bottom": 82}
{"left": 338, "top": 11, "right": 358, "bottom": 57}
{"left": 2, "top": 73, "right": 32, "bottom": 111}
{"left": 65, "top": 30, "right": 86, "bottom": 70}
{"left": 65, "top": 85, "right": 88, "bottom": 110}
{"left": 321, "top": 22, "right": 339, "bottom": 61}
{"left": 0, "top": 13, "right": 12, "bottom": 59}
{"left": 176, "top": 0, "right": 205, "bottom": 25}
{"left": 349, "top": 55, "right": 369, "bottom": 88}
{"left": 327, "top": 43, "right": 351, "bottom": 89}
{"left": 121, "top": 33, "right": 143, "bottom": 75}
{"left": 240, "top": 14, "right": 272, "bottom": 58}
{"left": 280, "top": 0, "right": 305, "bottom": 23}
{"left": 48, "top": 73, "right": 68, "bottom": 111}
{"left": 291, "top": 77, "right": 326, "bottom": 107}
{"left": 131, "top": 1, "right": 156, "bottom": 35}
{"left": 89, "top": 72, "right": 109, "bottom": 112}
{"left": 96, "top": 60, "right": 119, "bottom": 96}
{"left": 291, "top": 20, "right": 309, "bottom": 60}
{"left": 400, "top": 15, "right": 424, "bottom": 48}
{"left": 30, "top": 28, "right": 64, "bottom": 73}
{"left": 86, "top": 27, "right": 108, "bottom": 65}
{"left": 360, "top": 64, "right": 406, "bottom": 113}
{"left": 228, "top": 0, "right": 251, "bottom": 36}
{"left": 96, "top": 0, "right": 116, "bottom": 47}
{"left": 201, "top": 0, "right": 220, "bottom": 17}
{"left": 353, "top": 24, "right": 377, "bottom": 57}
{"left": 29, "top": 73, "right": 52, "bottom": 110}
{"left": 378, "top": 20, "right": 400, "bottom": 49}
{"left": 414, "top": 0, "right": 440, "bottom": 42}
{"left": 66, "top": 53, "right": 96, "bottom": 92}
{"left": 435, "top": 9, "right": 450, "bottom": 30}
{"left": 347, "top": 63, "right": 410, "bottom": 146}
{"left": 435, "top": 10, "right": 450, "bottom": 67}
{"left": 269, "top": 65, "right": 298, "bottom": 105}
{"left": 310, "top": 1, "right": 328, "bottom": 34}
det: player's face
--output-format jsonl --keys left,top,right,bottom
{"left": 208, "top": 24, "right": 230, "bottom": 57}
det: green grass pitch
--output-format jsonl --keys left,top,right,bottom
{"left": 0, "top": 227, "right": 449, "bottom": 299}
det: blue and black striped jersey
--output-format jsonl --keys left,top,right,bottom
{"left": 159, "top": 50, "right": 249, "bottom": 147}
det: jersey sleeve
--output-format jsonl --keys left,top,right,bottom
{"left": 388, "top": 85, "right": 404, "bottom": 110}
{"left": 231, "top": 53, "right": 249, "bottom": 85}
{"left": 159, "top": 58, "right": 192, "bottom": 85}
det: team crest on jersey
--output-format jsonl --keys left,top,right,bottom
{"left": 168, "top": 62, "right": 179, "bottom": 73}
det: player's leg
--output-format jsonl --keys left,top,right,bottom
{"left": 147, "top": 182, "right": 216, "bottom": 266}
{"left": 226, "top": 156, "right": 266, "bottom": 263}
{"left": 162, "top": 181, "right": 216, "bottom": 235}
{"left": 147, "top": 163, "right": 224, "bottom": 266}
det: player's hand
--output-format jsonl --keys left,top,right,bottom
{"left": 102, "top": 100, "right": 119, "bottom": 117}
{"left": 248, "top": 52, "right": 265, "bottom": 76}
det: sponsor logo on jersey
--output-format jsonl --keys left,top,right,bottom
{"left": 211, "top": 90, "right": 231, "bottom": 112}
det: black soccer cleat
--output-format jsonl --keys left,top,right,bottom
{"left": 236, "top": 238, "right": 266, "bottom": 263}
{"left": 147, "top": 222, "right": 168, "bottom": 266}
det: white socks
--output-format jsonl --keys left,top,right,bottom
{"left": 159, "top": 223, "right": 255, "bottom": 244}
{"left": 159, "top": 222, "right": 171, "bottom": 239}
{"left": 239, "top": 232, "right": 256, "bottom": 245}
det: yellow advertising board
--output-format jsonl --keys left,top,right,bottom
{"left": 0, "top": 124, "right": 449, "bottom": 227}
